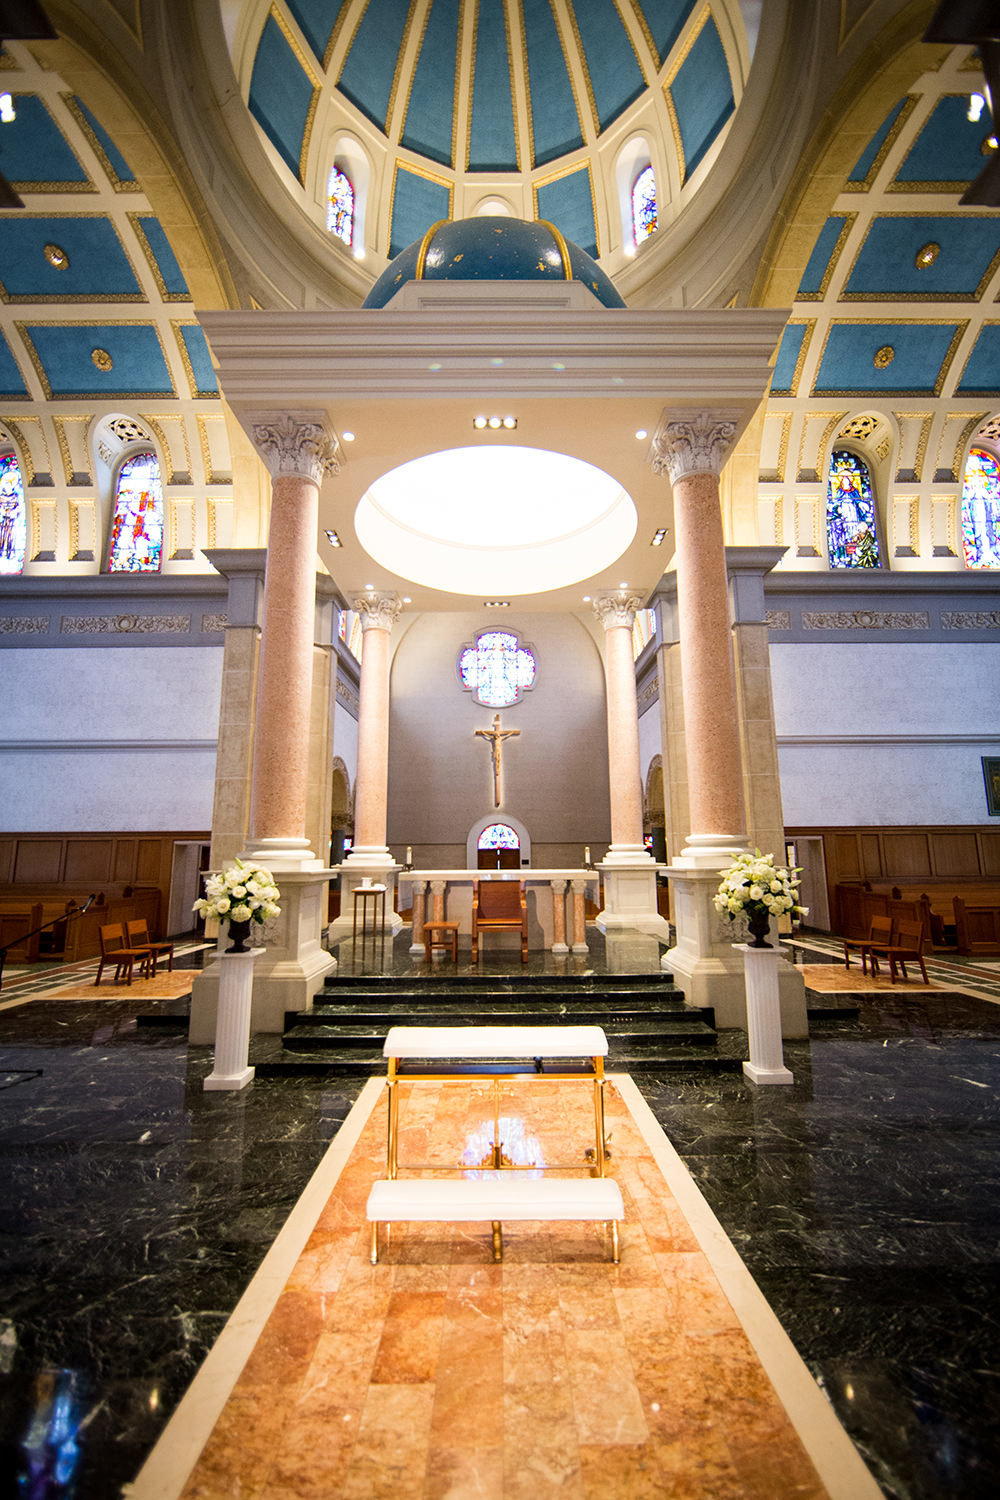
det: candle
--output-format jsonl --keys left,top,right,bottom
{"left": 405, "top": 846, "right": 412, "bottom": 865}
{"left": 584, "top": 845, "right": 591, "bottom": 865}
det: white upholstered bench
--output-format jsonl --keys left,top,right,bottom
{"left": 366, "top": 1175, "right": 625, "bottom": 1264}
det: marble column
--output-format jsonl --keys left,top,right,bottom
{"left": 430, "top": 880, "right": 446, "bottom": 924}
{"left": 191, "top": 416, "right": 340, "bottom": 1042}
{"left": 333, "top": 592, "right": 405, "bottom": 935}
{"left": 550, "top": 880, "right": 569, "bottom": 955}
{"left": 650, "top": 411, "right": 746, "bottom": 864}
{"left": 570, "top": 878, "right": 589, "bottom": 954}
{"left": 409, "top": 880, "right": 427, "bottom": 956}
{"left": 592, "top": 593, "right": 669, "bottom": 939}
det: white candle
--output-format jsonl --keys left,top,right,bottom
{"left": 584, "top": 845, "right": 591, "bottom": 865}
{"left": 405, "top": 846, "right": 412, "bottom": 865}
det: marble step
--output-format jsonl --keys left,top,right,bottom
{"left": 250, "top": 1040, "right": 741, "bottom": 1077}
{"left": 296, "top": 999, "right": 715, "bottom": 1027}
{"left": 282, "top": 1018, "right": 718, "bottom": 1051}
{"left": 321, "top": 973, "right": 676, "bottom": 994}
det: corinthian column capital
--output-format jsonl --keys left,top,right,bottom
{"left": 249, "top": 411, "right": 341, "bottom": 485}
{"left": 593, "top": 590, "right": 643, "bottom": 631}
{"left": 649, "top": 408, "right": 743, "bottom": 484}
{"left": 354, "top": 591, "right": 403, "bottom": 633}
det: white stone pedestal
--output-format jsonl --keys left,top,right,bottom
{"left": 204, "top": 949, "right": 261, "bottom": 1091}
{"left": 328, "top": 852, "right": 404, "bottom": 940}
{"left": 595, "top": 853, "right": 671, "bottom": 941}
{"left": 740, "top": 943, "right": 794, "bottom": 1086}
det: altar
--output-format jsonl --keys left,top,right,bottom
{"left": 398, "top": 868, "right": 599, "bottom": 956}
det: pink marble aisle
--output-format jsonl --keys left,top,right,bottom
{"left": 176, "top": 1079, "right": 835, "bottom": 1500}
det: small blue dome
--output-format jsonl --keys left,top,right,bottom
{"left": 363, "top": 217, "right": 626, "bottom": 309}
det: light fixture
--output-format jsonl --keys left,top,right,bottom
{"left": 651, "top": 528, "right": 667, "bottom": 546}
{"left": 364, "top": 582, "right": 374, "bottom": 590}
{"left": 342, "top": 429, "right": 355, "bottom": 442}
{"left": 44, "top": 243, "right": 69, "bottom": 269}
{"left": 635, "top": 428, "right": 648, "bottom": 440}
{"left": 619, "top": 581, "right": 628, "bottom": 588}
{"left": 582, "top": 595, "right": 591, "bottom": 602}
{"left": 0, "top": 93, "right": 14, "bottom": 124}
{"left": 969, "top": 92, "right": 986, "bottom": 122}
{"left": 483, "top": 599, "right": 510, "bottom": 607}
{"left": 473, "top": 414, "right": 517, "bottom": 430}
{"left": 915, "top": 242, "right": 940, "bottom": 268}
{"left": 402, "top": 596, "right": 412, "bottom": 604}
{"left": 324, "top": 529, "right": 342, "bottom": 547}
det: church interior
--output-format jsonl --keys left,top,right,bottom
{"left": 1, "top": 1, "right": 999, "bottom": 1496}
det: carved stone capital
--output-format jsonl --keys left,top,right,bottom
{"left": 249, "top": 412, "right": 340, "bottom": 485}
{"left": 354, "top": 591, "right": 403, "bottom": 633}
{"left": 650, "top": 409, "right": 742, "bottom": 484}
{"left": 593, "top": 590, "right": 643, "bottom": 632}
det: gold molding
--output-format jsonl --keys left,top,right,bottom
{"left": 1, "top": 417, "right": 35, "bottom": 482}
{"left": 127, "top": 212, "right": 191, "bottom": 303}
{"left": 61, "top": 91, "right": 141, "bottom": 194}
{"left": 797, "top": 212, "right": 856, "bottom": 302}
{"left": 15, "top": 318, "right": 176, "bottom": 401}
{"left": 842, "top": 95, "right": 917, "bottom": 193}
{"left": 171, "top": 319, "right": 217, "bottom": 400}
{"left": 811, "top": 318, "right": 969, "bottom": 398}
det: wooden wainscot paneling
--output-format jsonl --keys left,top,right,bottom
{"left": 882, "top": 833, "right": 931, "bottom": 878}
{"left": 136, "top": 839, "right": 164, "bottom": 884}
{"left": 860, "top": 834, "right": 884, "bottom": 879}
{"left": 13, "top": 839, "right": 63, "bottom": 884}
{"left": 0, "top": 839, "right": 14, "bottom": 884}
{"left": 114, "top": 839, "right": 137, "bottom": 883}
{"left": 64, "top": 839, "right": 114, "bottom": 884}
{"left": 831, "top": 834, "right": 861, "bottom": 882}
{"left": 931, "top": 831, "right": 982, "bottom": 878}
{"left": 979, "top": 830, "right": 1000, "bottom": 876}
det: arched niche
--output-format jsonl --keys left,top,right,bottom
{"left": 466, "top": 813, "right": 531, "bottom": 869}
{"left": 330, "top": 132, "right": 371, "bottom": 257}
{"left": 615, "top": 134, "right": 658, "bottom": 257}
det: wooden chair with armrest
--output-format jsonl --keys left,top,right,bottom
{"left": 95, "top": 923, "right": 153, "bottom": 986}
{"left": 843, "top": 915, "right": 893, "bottom": 975}
{"left": 126, "top": 919, "right": 174, "bottom": 977}
{"left": 867, "top": 918, "right": 930, "bottom": 984}
{"left": 471, "top": 880, "right": 528, "bottom": 963}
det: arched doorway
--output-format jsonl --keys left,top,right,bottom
{"left": 467, "top": 815, "right": 531, "bottom": 870}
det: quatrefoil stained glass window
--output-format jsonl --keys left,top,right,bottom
{"left": 459, "top": 630, "right": 536, "bottom": 707}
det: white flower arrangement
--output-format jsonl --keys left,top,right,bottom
{"left": 713, "top": 848, "right": 807, "bottom": 928}
{"left": 192, "top": 857, "right": 281, "bottom": 927}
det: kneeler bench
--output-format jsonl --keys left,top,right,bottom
{"left": 372, "top": 1024, "right": 624, "bottom": 1262}
{"left": 366, "top": 1176, "right": 625, "bottom": 1264}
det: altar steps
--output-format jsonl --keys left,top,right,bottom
{"left": 251, "top": 971, "right": 739, "bottom": 1077}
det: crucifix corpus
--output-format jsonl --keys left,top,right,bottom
{"left": 474, "top": 713, "right": 520, "bottom": 808}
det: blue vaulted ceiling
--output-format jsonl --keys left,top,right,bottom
{"left": 248, "top": 0, "right": 740, "bottom": 258}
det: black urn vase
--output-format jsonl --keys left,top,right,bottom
{"left": 225, "top": 917, "right": 254, "bottom": 953}
{"left": 745, "top": 908, "right": 772, "bottom": 948}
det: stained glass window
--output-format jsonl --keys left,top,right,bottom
{"left": 960, "top": 446, "right": 1000, "bottom": 568}
{"left": 108, "top": 450, "right": 163, "bottom": 572}
{"left": 327, "top": 166, "right": 354, "bottom": 246}
{"left": 478, "top": 823, "right": 520, "bottom": 850}
{"left": 459, "top": 630, "right": 536, "bottom": 707}
{"left": 632, "top": 165, "right": 657, "bottom": 245}
{"left": 0, "top": 452, "right": 26, "bottom": 576}
{"left": 826, "top": 449, "right": 880, "bottom": 568}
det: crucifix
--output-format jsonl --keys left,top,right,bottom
{"left": 474, "top": 713, "right": 520, "bottom": 808}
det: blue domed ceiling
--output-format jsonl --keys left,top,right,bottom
{"left": 245, "top": 0, "right": 744, "bottom": 266}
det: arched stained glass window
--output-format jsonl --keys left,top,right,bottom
{"left": 327, "top": 165, "right": 354, "bottom": 246}
{"left": 826, "top": 449, "right": 880, "bottom": 568}
{"left": 960, "top": 446, "right": 1000, "bottom": 568}
{"left": 459, "top": 630, "right": 536, "bottom": 708}
{"left": 632, "top": 608, "right": 656, "bottom": 659}
{"left": 0, "top": 452, "right": 26, "bottom": 576}
{"left": 108, "top": 450, "right": 163, "bottom": 572}
{"left": 478, "top": 823, "right": 520, "bottom": 850}
{"left": 632, "top": 166, "right": 657, "bottom": 245}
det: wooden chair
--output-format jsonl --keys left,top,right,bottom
{"left": 127, "top": 919, "right": 174, "bottom": 976}
{"left": 867, "top": 918, "right": 930, "bottom": 984}
{"left": 843, "top": 915, "right": 893, "bottom": 975}
{"left": 471, "top": 880, "right": 528, "bottom": 963}
{"left": 95, "top": 923, "right": 153, "bottom": 986}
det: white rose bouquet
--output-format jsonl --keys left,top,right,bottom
{"left": 193, "top": 857, "right": 281, "bottom": 928}
{"left": 713, "top": 848, "right": 807, "bottom": 946}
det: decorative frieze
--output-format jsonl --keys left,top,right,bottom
{"left": 764, "top": 610, "right": 792, "bottom": 630}
{"left": 60, "top": 613, "right": 192, "bottom": 635}
{"left": 250, "top": 412, "right": 340, "bottom": 485}
{"left": 941, "top": 610, "right": 1000, "bottom": 630}
{"left": 649, "top": 409, "right": 741, "bottom": 483}
{"left": 202, "top": 613, "right": 228, "bottom": 633}
{"left": 336, "top": 675, "right": 360, "bottom": 717}
{"left": 0, "top": 616, "right": 49, "bottom": 634}
{"left": 802, "top": 610, "right": 929, "bottom": 631}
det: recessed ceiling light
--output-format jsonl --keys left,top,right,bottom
{"left": 651, "top": 528, "right": 667, "bottom": 546}
{"left": 488, "top": 416, "right": 502, "bottom": 429}
{"left": 402, "top": 596, "right": 412, "bottom": 604}
{"left": 635, "top": 429, "right": 648, "bottom": 440}
{"left": 364, "top": 582, "right": 374, "bottom": 590}
{"left": 582, "top": 595, "right": 591, "bottom": 602}
{"left": 324, "top": 529, "right": 342, "bottom": 547}
{"left": 473, "top": 415, "right": 488, "bottom": 429}
{"left": 502, "top": 416, "right": 516, "bottom": 429}
{"left": 484, "top": 599, "right": 510, "bottom": 607}
{"left": 619, "top": 581, "right": 628, "bottom": 588}
{"left": 342, "top": 430, "right": 355, "bottom": 442}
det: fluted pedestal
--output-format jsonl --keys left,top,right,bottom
{"left": 204, "top": 949, "right": 261, "bottom": 1091}
{"left": 739, "top": 944, "right": 794, "bottom": 1086}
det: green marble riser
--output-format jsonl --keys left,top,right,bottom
{"left": 293, "top": 999, "right": 715, "bottom": 1028}
{"left": 283, "top": 1021, "right": 718, "bottom": 1051}
{"left": 321, "top": 972, "right": 676, "bottom": 994}
{"left": 249, "top": 1044, "right": 742, "bottom": 1078}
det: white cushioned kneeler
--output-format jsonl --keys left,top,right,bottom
{"left": 383, "top": 1025, "right": 608, "bottom": 1059}
{"left": 366, "top": 1176, "right": 624, "bottom": 1223}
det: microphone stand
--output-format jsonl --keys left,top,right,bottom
{"left": 0, "top": 894, "right": 98, "bottom": 993}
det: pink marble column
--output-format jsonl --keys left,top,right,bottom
{"left": 409, "top": 879, "right": 427, "bottom": 956}
{"left": 550, "top": 879, "right": 568, "bottom": 954}
{"left": 430, "top": 880, "right": 446, "bottom": 923}
{"left": 349, "top": 593, "right": 402, "bottom": 858}
{"left": 593, "top": 592, "right": 649, "bottom": 861}
{"left": 570, "top": 878, "right": 589, "bottom": 954}
{"left": 652, "top": 411, "right": 747, "bottom": 858}
{"left": 247, "top": 413, "right": 339, "bottom": 866}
